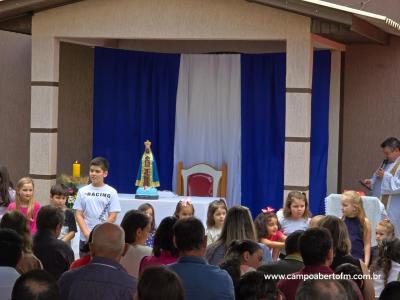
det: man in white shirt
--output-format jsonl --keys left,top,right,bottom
{"left": 364, "top": 137, "right": 400, "bottom": 236}
{"left": 0, "top": 229, "right": 23, "bottom": 300}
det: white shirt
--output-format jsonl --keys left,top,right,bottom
{"left": 373, "top": 260, "right": 400, "bottom": 297}
{"left": 73, "top": 184, "right": 120, "bottom": 241}
{"left": 206, "top": 227, "right": 222, "bottom": 246}
{"left": 120, "top": 244, "right": 152, "bottom": 278}
{"left": 277, "top": 210, "right": 310, "bottom": 235}
{"left": 0, "top": 266, "right": 20, "bottom": 300}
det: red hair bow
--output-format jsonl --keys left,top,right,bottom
{"left": 261, "top": 206, "right": 275, "bottom": 214}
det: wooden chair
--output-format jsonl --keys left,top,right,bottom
{"left": 176, "top": 162, "right": 227, "bottom": 198}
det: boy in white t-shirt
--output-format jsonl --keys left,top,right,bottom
{"left": 73, "top": 157, "right": 121, "bottom": 256}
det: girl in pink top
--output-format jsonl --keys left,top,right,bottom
{"left": 254, "top": 207, "right": 286, "bottom": 261}
{"left": 7, "top": 177, "right": 40, "bottom": 234}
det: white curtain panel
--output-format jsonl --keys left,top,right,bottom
{"left": 173, "top": 54, "right": 242, "bottom": 207}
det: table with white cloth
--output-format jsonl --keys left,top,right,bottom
{"left": 117, "top": 192, "right": 221, "bottom": 226}
{"left": 71, "top": 192, "right": 220, "bottom": 258}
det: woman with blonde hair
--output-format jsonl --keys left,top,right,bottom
{"left": 318, "top": 215, "right": 356, "bottom": 269}
{"left": 205, "top": 205, "right": 271, "bottom": 266}
{"left": 319, "top": 215, "right": 375, "bottom": 300}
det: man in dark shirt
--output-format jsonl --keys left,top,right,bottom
{"left": 33, "top": 205, "right": 74, "bottom": 280}
{"left": 169, "top": 217, "right": 234, "bottom": 300}
{"left": 277, "top": 228, "right": 334, "bottom": 300}
{"left": 58, "top": 222, "right": 137, "bottom": 300}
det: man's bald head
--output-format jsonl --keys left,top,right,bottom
{"left": 90, "top": 223, "right": 126, "bottom": 261}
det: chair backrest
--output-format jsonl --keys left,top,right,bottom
{"left": 325, "top": 194, "right": 382, "bottom": 247}
{"left": 177, "top": 162, "right": 227, "bottom": 197}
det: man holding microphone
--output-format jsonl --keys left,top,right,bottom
{"left": 363, "top": 137, "right": 400, "bottom": 236}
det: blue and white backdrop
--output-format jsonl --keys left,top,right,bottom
{"left": 93, "top": 47, "right": 331, "bottom": 217}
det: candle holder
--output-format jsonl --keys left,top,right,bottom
{"left": 57, "top": 174, "right": 89, "bottom": 209}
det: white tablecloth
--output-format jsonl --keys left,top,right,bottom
{"left": 117, "top": 192, "right": 220, "bottom": 226}
{"left": 71, "top": 192, "right": 219, "bottom": 258}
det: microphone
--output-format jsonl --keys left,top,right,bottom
{"left": 380, "top": 159, "right": 389, "bottom": 169}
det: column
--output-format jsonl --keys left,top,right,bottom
{"left": 29, "top": 36, "right": 60, "bottom": 204}
{"left": 327, "top": 50, "right": 342, "bottom": 194}
{"left": 284, "top": 35, "right": 313, "bottom": 202}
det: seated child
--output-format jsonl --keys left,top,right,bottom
{"left": 206, "top": 199, "right": 228, "bottom": 245}
{"left": 138, "top": 203, "right": 156, "bottom": 247}
{"left": 173, "top": 198, "right": 194, "bottom": 219}
{"left": 370, "top": 219, "right": 395, "bottom": 267}
{"left": 370, "top": 238, "right": 400, "bottom": 298}
{"left": 277, "top": 191, "right": 311, "bottom": 235}
{"left": 254, "top": 207, "right": 286, "bottom": 261}
{"left": 50, "top": 183, "right": 77, "bottom": 244}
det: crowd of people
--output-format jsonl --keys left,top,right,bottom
{"left": 1, "top": 137, "right": 400, "bottom": 300}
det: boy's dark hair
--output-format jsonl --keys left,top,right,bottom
{"left": 153, "top": 216, "right": 178, "bottom": 257}
{"left": 296, "top": 279, "right": 347, "bottom": 300}
{"left": 120, "top": 210, "right": 149, "bottom": 243}
{"left": 90, "top": 157, "right": 109, "bottom": 171}
{"left": 0, "top": 228, "right": 23, "bottom": 267}
{"left": 335, "top": 263, "right": 364, "bottom": 291}
{"left": 236, "top": 271, "right": 278, "bottom": 300}
{"left": 285, "top": 230, "right": 304, "bottom": 255}
{"left": 50, "top": 183, "right": 68, "bottom": 197}
{"left": 36, "top": 206, "right": 65, "bottom": 232}
{"left": 12, "top": 270, "right": 59, "bottom": 300}
{"left": 379, "top": 281, "right": 400, "bottom": 300}
{"left": 299, "top": 227, "right": 332, "bottom": 266}
{"left": 137, "top": 266, "right": 184, "bottom": 300}
{"left": 173, "top": 217, "right": 205, "bottom": 252}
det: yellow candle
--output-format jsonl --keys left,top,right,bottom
{"left": 72, "top": 161, "right": 81, "bottom": 178}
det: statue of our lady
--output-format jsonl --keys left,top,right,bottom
{"left": 135, "top": 140, "right": 160, "bottom": 199}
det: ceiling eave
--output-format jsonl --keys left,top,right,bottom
{"left": 248, "top": 0, "right": 400, "bottom": 45}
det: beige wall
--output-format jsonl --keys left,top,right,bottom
{"left": 32, "top": 0, "right": 309, "bottom": 40}
{"left": 341, "top": 36, "right": 400, "bottom": 191}
{"left": 28, "top": 0, "right": 312, "bottom": 201}
{"left": 57, "top": 42, "right": 94, "bottom": 177}
{"left": 0, "top": 30, "right": 31, "bottom": 184}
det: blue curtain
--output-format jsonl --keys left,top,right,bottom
{"left": 241, "top": 53, "right": 286, "bottom": 218}
{"left": 93, "top": 48, "right": 180, "bottom": 193}
{"left": 309, "top": 50, "right": 331, "bottom": 215}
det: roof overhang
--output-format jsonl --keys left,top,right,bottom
{"left": 0, "top": 0, "right": 81, "bottom": 34}
{"left": 248, "top": 0, "right": 400, "bottom": 44}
